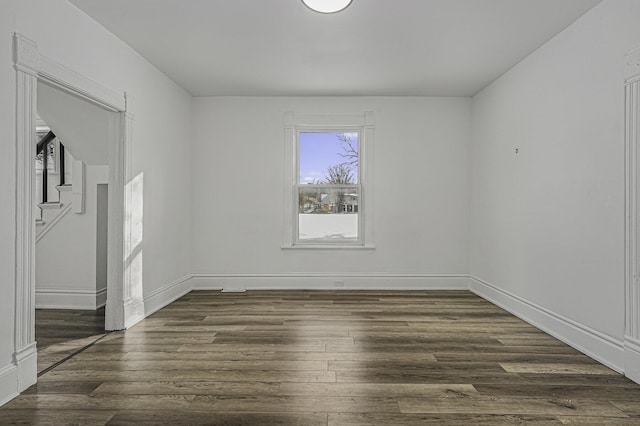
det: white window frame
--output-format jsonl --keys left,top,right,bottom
{"left": 283, "top": 112, "right": 375, "bottom": 249}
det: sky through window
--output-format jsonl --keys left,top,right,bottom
{"left": 299, "top": 132, "right": 358, "bottom": 184}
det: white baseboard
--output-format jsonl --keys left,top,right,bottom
{"left": 0, "top": 364, "right": 18, "bottom": 407}
{"left": 625, "top": 336, "right": 640, "bottom": 384}
{"left": 36, "top": 288, "right": 105, "bottom": 310}
{"left": 123, "top": 297, "right": 146, "bottom": 329}
{"left": 191, "top": 273, "right": 469, "bottom": 292}
{"left": 96, "top": 288, "right": 107, "bottom": 309}
{"left": 144, "top": 275, "right": 192, "bottom": 316}
{"left": 14, "top": 343, "right": 37, "bottom": 394}
{"left": 122, "top": 275, "right": 192, "bottom": 329}
{"left": 469, "top": 276, "right": 625, "bottom": 374}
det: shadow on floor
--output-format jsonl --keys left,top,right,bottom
{"left": 35, "top": 308, "right": 106, "bottom": 374}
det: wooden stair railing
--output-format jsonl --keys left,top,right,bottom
{"left": 36, "top": 131, "right": 66, "bottom": 204}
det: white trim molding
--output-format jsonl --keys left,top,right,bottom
{"left": 192, "top": 273, "right": 469, "bottom": 292}
{"left": 624, "top": 336, "right": 640, "bottom": 384}
{"left": 13, "top": 33, "right": 39, "bottom": 395}
{"left": 96, "top": 288, "right": 107, "bottom": 309}
{"left": 0, "top": 364, "right": 19, "bottom": 407}
{"left": 35, "top": 203, "right": 72, "bottom": 243}
{"left": 107, "top": 103, "right": 139, "bottom": 330}
{"left": 35, "top": 288, "right": 107, "bottom": 310}
{"left": 38, "top": 55, "right": 124, "bottom": 112}
{"left": 71, "top": 160, "right": 86, "bottom": 214}
{"left": 13, "top": 343, "right": 37, "bottom": 397}
{"left": 10, "top": 31, "right": 132, "bottom": 406}
{"left": 144, "top": 275, "right": 193, "bottom": 317}
{"left": 469, "top": 277, "right": 625, "bottom": 374}
{"left": 282, "top": 112, "right": 375, "bottom": 249}
{"left": 625, "top": 45, "right": 640, "bottom": 384}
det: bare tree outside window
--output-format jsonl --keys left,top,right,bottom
{"left": 323, "top": 163, "right": 355, "bottom": 213}
{"left": 297, "top": 131, "right": 360, "bottom": 240}
{"left": 337, "top": 132, "right": 358, "bottom": 167}
{"left": 288, "top": 113, "right": 373, "bottom": 246}
{"left": 324, "top": 163, "right": 355, "bottom": 184}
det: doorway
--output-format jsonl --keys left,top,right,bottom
{"left": 13, "top": 33, "right": 131, "bottom": 393}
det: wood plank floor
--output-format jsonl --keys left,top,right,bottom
{"left": 2, "top": 290, "right": 640, "bottom": 425}
{"left": 35, "top": 307, "right": 106, "bottom": 374}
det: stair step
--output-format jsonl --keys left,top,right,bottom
{"left": 38, "top": 202, "right": 63, "bottom": 210}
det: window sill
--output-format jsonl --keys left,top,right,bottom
{"left": 281, "top": 244, "right": 376, "bottom": 250}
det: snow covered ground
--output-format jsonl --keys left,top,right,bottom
{"left": 298, "top": 214, "right": 358, "bottom": 240}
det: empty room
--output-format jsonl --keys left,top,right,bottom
{"left": 3, "top": 0, "right": 640, "bottom": 424}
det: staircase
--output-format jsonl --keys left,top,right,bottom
{"left": 35, "top": 129, "right": 85, "bottom": 240}
{"left": 36, "top": 185, "right": 73, "bottom": 240}
{"left": 34, "top": 123, "right": 105, "bottom": 311}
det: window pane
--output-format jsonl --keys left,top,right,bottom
{"left": 299, "top": 132, "right": 358, "bottom": 184}
{"left": 298, "top": 186, "right": 358, "bottom": 240}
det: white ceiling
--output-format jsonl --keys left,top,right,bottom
{"left": 68, "top": 0, "right": 602, "bottom": 97}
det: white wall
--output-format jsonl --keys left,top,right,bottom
{"left": 192, "top": 97, "right": 471, "bottom": 288}
{"left": 1, "top": 0, "right": 193, "bottom": 403}
{"left": 8, "top": 0, "right": 194, "bottom": 306}
{"left": 2, "top": 0, "right": 636, "bottom": 407}
{"left": 35, "top": 79, "right": 111, "bottom": 309}
{"left": 96, "top": 183, "right": 108, "bottom": 296}
{"left": 38, "top": 81, "right": 110, "bottom": 166}
{"left": 35, "top": 165, "right": 107, "bottom": 309}
{"left": 0, "top": 3, "right": 19, "bottom": 403}
{"left": 470, "top": 0, "right": 640, "bottom": 371}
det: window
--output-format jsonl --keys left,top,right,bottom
{"left": 35, "top": 127, "right": 58, "bottom": 174}
{"left": 283, "top": 112, "right": 374, "bottom": 248}
{"left": 298, "top": 131, "right": 360, "bottom": 242}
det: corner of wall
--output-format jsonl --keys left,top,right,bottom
{"left": 143, "top": 274, "right": 193, "bottom": 318}
{"left": 469, "top": 276, "right": 625, "bottom": 374}
{"left": 625, "top": 338, "right": 640, "bottom": 384}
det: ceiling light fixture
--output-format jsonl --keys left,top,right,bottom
{"left": 302, "top": 0, "right": 352, "bottom": 14}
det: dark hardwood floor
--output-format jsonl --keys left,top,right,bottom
{"left": 2, "top": 291, "right": 640, "bottom": 425}
{"left": 35, "top": 307, "right": 106, "bottom": 374}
